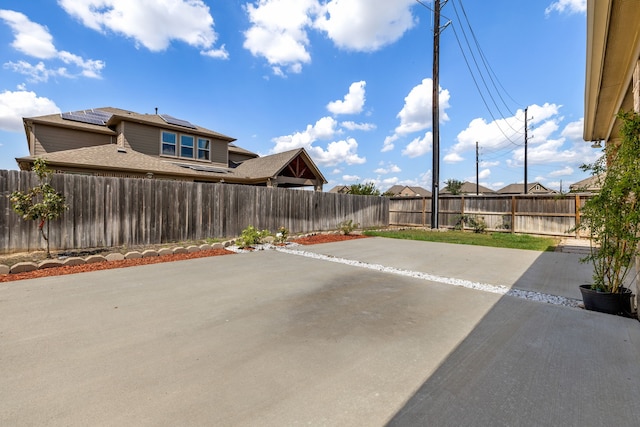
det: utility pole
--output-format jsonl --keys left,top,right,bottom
{"left": 476, "top": 141, "right": 479, "bottom": 195}
{"left": 431, "top": 0, "right": 441, "bottom": 229}
{"left": 524, "top": 107, "right": 528, "bottom": 194}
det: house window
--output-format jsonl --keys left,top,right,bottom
{"left": 197, "top": 138, "right": 210, "bottom": 161}
{"left": 161, "top": 131, "right": 176, "bottom": 156}
{"left": 180, "top": 135, "right": 194, "bottom": 158}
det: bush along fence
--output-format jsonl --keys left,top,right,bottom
{"left": 389, "top": 194, "right": 592, "bottom": 237}
{"left": 0, "top": 170, "right": 389, "bottom": 254}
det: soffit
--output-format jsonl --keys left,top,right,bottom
{"left": 584, "top": 0, "right": 640, "bottom": 141}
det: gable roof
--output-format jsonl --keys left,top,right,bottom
{"left": 441, "top": 181, "right": 494, "bottom": 195}
{"left": 569, "top": 174, "right": 603, "bottom": 192}
{"left": 234, "top": 148, "right": 327, "bottom": 183}
{"left": 328, "top": 185, "right": 350, "bottom": 193}
{"left": 385, "top": 185, "right": 432, "bottom": 197}
{"left": 497, "top": 182, "right": 557, "bottom": 194}
{"left": 17, "top": 145, "right": 327, "bottom": 185}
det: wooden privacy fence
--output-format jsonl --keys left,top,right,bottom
{"left": 0, "top": 170, "right": 389, "bottom": 253}
{"left": 389, "top": 194, "right": 592, "bottom": 237}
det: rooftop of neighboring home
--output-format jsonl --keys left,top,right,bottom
{"left": 568, "top": 174, "right": 603, "bottom": 193}
{"left": 385, "top": 185, "right": 432, "bottom": 197}
{"left": 441, "top": 181, "right": 494, "bottom": 195}
{"left": 18, "top": 107, "right": 327, "bottom": 190}
{"left": 496, "top": 182, "right": 558, "bottom": 195}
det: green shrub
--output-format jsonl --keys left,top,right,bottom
{"left": 274, "top": 226, "right": 289, "bottom": 244}
{"left": 338, "top": 219, "right": 359, "bottom": 235}
{"left": 237, "top": 225, "right": 270, "bottom": 248}
{"left": 454, "top": 214, "right": 487, "bottom": 233}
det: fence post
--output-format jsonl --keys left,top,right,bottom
{"left": 511, "top": 196, "right": 516, "bottom": 234}
{"left": 574, "top": 194, "right": 581, "bottom": 238}
{"left": 422, "top": 197, "right": 427, "bottom": 227}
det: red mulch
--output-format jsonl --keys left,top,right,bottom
{"left": 0, "top": 233, "right": 368, "bottom": 282}
{"left": 291, "top": 234, "right": 369, "bottom": 245}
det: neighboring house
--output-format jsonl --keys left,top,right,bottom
{"left": 497, "top": 183, "right": 557, "bottom": 195}
{"left": 328, "top": 185, "right": 350, "bottom": 194}
{"left": 569, "top": 174, "right": 603, "bottom": 193}
{"left": 385, "top": 185, "right": 432, "bottom": 197}
{"left": 17, "top": 107, "right": 327, "bottom": 190}
{"left": 441, "top": 181, "right": 494, "bottom": 195}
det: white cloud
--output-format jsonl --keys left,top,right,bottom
{"left": 453, "top": 103, "right": 560, "bottom": 154}
{"left": 341, "top": 121, "right": 376, "bottom": 131}
{"left": 379, "top": 176, "right": 400, "bottom": 187}
{"left": 314, "top": 0, "right": 416, "bottom": 52}
{"left": 444, "top": 153, "right": 464, "bottom": 163}
{"left": 243, "top": 0, "right": 418, "bottom": 75}
{"left": 342, "top": 174, "right": 360, "bottom": 182}
{"left": 327, "top": 81, "right": 366, "bottom": 115}
{"left": 331, "top": 168, "right": 342, "bottom": 174}
{"left": 545, "top": 0, "right": 586, "bottom": 16}
{"left": 402, "top": 131, "right": 432, "bottom": 158}
{"left": 58, "top": 0, "right": 228, "bottom": 58}
{"left": 308, "top": 137, "right": 366, "bottom": 166}
{"left": 478, "top": 169, "right": 491, "bottom": 180}
{"left": 560, "top": 117, "right": 584, "bottom": 141}
{"left": 398, "top": 170, "right": 432, "bottom": 190}
{"left": 395, "top": 78, "right": 450, "bottom": 136}
{"left": 374, "top": 163, "right": 401, "bottom": 174}
{"left": 0, "top": 90, "right": 60, "bottom": 132}
{"left": 381, "top": 134, "right": 398, "bottom": 152}
{"left": 271, "top": 116, "right": 364, "bottom": 167}
{"left": 0, "top": 9, "right": 105, "bottom": 81}
{"left": 0, "top": 9, "right": 57, "bottom": 58}
{"left": 271, "top": 116, "right": 338, "bottom": 152}
{"left": 243, "top": 0, "right": 317, "bottom": 74}
{"left": 382, "top": 78, "right": 450, "bottom": 153}
{"left": 549, "top": 166, "right": 574, "bottom": 177}
{"left": 480, "top": 160, "right": 500, "bottom": 167}
{"left": 4, "top": 61, "right": 67, "bottom": 83}
{"left": 507, "top": 137, "right": 597, "bottom": 167}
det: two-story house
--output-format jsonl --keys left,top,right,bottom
{"left": 17, "top": 107, "right": 327, "bottom": 190}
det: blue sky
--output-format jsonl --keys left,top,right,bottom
{"left": 0, "top": 0, "right": 594, "bottom": 192}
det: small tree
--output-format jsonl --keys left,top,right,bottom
{"left": 444, "top": 179, "right": 464, "bottom": 195}
{"left": 347, "top": 182, "right": 381, "bottom": 196}
{"left": 575, "top": 110, "right": 640, "bottom": 293}
{"left": 9, "top": 159, "right": 67, "bottom": 257}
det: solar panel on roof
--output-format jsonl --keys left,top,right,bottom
{"left": 160, "top": 114, "right": 197, "bottom": 129}
{"left": 172, "top": 162, "right": 228, "bottom": 173}
{"left": 60, "top": 109, "right": 112, "bottom": 126}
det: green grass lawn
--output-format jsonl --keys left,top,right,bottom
{"left": 363, "top": 229, "right": 559, "bottom": 251}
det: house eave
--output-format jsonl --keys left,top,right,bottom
{"left": 584, "top": 0, "right": 640, "bottom": 142}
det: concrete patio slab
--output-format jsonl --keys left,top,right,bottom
{"left": 1, "top": 239, "right": 638, "bottom": 426}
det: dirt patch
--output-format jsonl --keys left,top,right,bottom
{"left": 0, "top": 233, "right": 368, "bottom": 282}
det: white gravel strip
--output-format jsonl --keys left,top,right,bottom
{"left": 269, "top": 245, "right": 581, "bottom": 309}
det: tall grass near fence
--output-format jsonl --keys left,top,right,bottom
{"left": 389, "top": 194, "right": 591, "bottom": 237}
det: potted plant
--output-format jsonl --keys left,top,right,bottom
{"left": 575, "top": 111, "right": 640, "bottom": 316}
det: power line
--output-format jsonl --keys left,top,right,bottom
{"left": 450, "top": 0, "right": 521, "bottom": 133}
{"left": 456, "top": 0, "right": 523, "bottom": 114}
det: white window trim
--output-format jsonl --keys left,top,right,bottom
{"left": 197, "top": 137, "right": 211, "bottom": 161}
{"left": 160, "top": 131, "right": 177, "bottom": 158}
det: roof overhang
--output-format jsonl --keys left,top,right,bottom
{"left": 584, "top": 0, "right": 640, "bottom": 142}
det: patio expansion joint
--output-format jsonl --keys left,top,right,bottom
{"left": 273, "top": 246, "right": 582, "bottom": 309}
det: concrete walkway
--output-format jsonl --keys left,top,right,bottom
{"left": 1, "top": 238, "right": 638, "bottom": 426}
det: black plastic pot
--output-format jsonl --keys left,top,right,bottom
{"left": 579, "top": 285, "right": 633, "bottom": 315}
